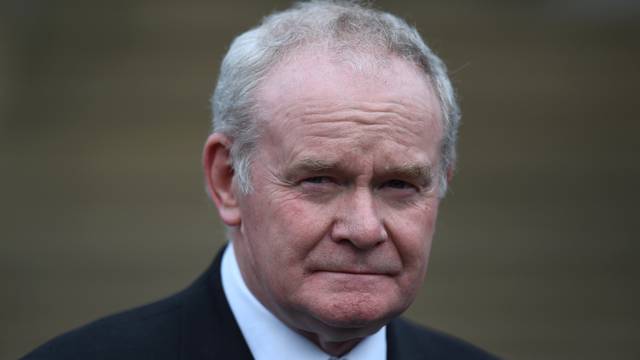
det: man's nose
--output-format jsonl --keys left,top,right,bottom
{"left": 330, "top": 187, "right": 388, "bottom": 249}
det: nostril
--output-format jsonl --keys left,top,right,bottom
{"left": 330, "top": 220, "right": 387, "bottom": 250}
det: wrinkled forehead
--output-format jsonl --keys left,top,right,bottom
{"left": 249, "top": 47, "right": 445, "bottom": 178}
{"left": 254, "top": 46, "right": 443, "bottom": 135}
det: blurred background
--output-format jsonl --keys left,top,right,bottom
{"left": 1, "top": 0, "right": 639, "bottom": 359}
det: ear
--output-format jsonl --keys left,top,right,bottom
{"left": 203, "top": 133, "right": 241, "bottom": 226}
{"left": 446, "top": 165, "right": 455, "bottom": 184}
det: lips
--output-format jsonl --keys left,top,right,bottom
{"left": 305, "top": 251, "right": 403, "bottom": 275}
{"left": 309, "top": 262, "right": 401, "bottom": 276}
{"left": 316, "top": 269, "right": 388, "bottom": 276}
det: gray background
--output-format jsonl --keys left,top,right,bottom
{"left": 2, "top": 0, "right": 639, "bottom": 359}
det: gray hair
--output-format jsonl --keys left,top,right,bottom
{"left": 211, "top": 0, "right": 460, "bottom": 197}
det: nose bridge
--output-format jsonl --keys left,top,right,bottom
{"left": 332, "top": 186, "right": 387, "bottom": 248}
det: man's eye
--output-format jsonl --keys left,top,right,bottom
{"left": 382, "top": 179, "right": 416, "bottom": 190}
{"left": 301, "top": 176, "right": 334, "bottom": 184}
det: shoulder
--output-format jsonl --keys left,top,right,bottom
{"left": 21, "top": 292, "right": 186, "bottom": 360}
{"left": 22, "top": 249, "right": 246, "bottom": 360}
{"left": 387, "top": 317, "right": 500, "bottom": 360}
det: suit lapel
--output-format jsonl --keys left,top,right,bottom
{"left": 386, "top": 319, "right": 400, "bottom": 360}
{"left": 386, "top": 318, "right": 421, "bottom": 360}
{"left": 180, "top": 246, "right": 254, "bottom": 360}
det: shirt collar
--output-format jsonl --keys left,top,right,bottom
{"left": 220, "top": 242, "right": 387, "bottom": 360}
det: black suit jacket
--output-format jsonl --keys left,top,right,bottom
{"left": 23, "top": 248, "right": 498, "bottom": 359}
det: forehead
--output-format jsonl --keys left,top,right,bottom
{"left": 254, "top": 48, "right": 443, "bottom": 163}
{"left": 257, "top": 47, "right": 441, "bottom": 120}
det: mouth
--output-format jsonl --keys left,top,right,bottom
{"left": 314, "top": 269, "right": 390, "bottom": 276}
{"left": 307, "top": 260, "right": 402, "bottom": 277}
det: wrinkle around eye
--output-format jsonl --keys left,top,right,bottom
{"left": 301, "top": 176, "right": 335, "bottom": 185}
{"left": 380, "top": 179, "right": 416, "bottom": 190}
{"left": 376, "top": 180, "right": 437, "bottom": 206}
{"left": 295, "top": 176, "right": 343, "bottom": 202}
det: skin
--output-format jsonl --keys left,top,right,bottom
{"left": 204, "top": 49, "right": 447, "bottom": 356}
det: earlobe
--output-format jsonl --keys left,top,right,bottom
{"left": 203, "top": 133, "right": 241, "bottom": 226}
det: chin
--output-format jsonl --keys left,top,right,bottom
{"left": 287, "top": 280, "right": 413, "bottom": 340}
{"left": 310, "top": 293, "right": 403, "bottom": 331}
{"left": 306, "top": 311, "right": 390, "bottom": 344}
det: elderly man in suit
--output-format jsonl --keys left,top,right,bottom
{"left": 24, "top": 1, "right": 498, "bottom": 359}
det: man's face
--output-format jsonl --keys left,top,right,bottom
{"left": 232, "top": 50, "right": 445, "bottom": 342}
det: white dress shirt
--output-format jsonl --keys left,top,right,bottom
{"left": 221, "top": 242, "right": 387, "bottom": 360}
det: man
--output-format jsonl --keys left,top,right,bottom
{"left": 24, "top": 1, "right": 498, "bottom": 359}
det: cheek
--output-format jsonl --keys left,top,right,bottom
{"left": 255, "top": 199, "right": 338, "bottom": 303}
{"left": 387, "top": 202, "right": 440, "bottom": 270}
{"left": 271, "top": 196, "right": 333, "bottom": 244}
{"left": 241, "top": 191, "right": 335, "bottom": 274}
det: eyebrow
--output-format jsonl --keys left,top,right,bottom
{"left": 383, "top": 163, "right": 434, "bottom": 187}
{"left": 290, "top": 158, "right": 340, "bottom": 173}
{"left": 283, "top": 158, "right": 342, "bottom": 182}
{"left": 285, "top": 158, "right": 434, "bottom": 187}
